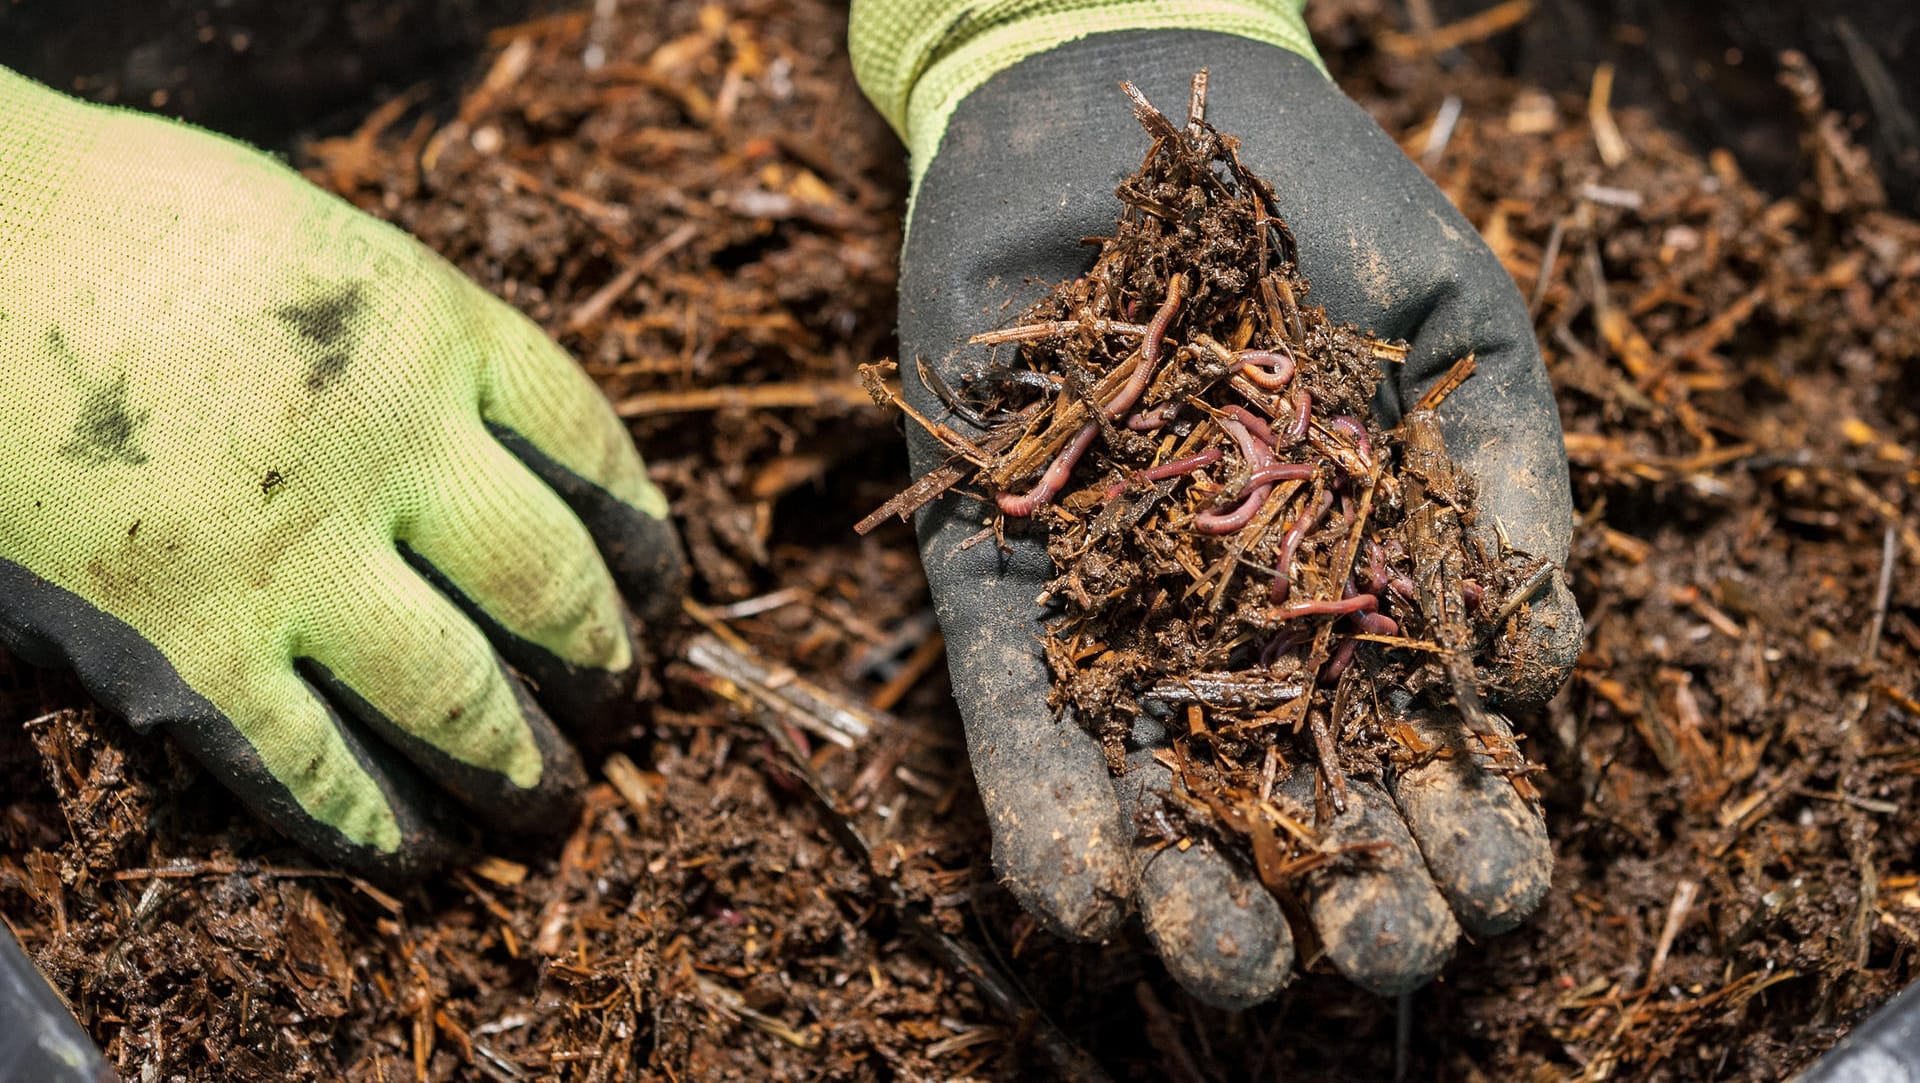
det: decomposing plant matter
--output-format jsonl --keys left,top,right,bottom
{"left": 868, "top": 73, "right": 1556, "bottom": 868}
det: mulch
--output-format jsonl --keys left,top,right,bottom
{"left": 3, "top": 1, "right": 1917, "bottom": 1079}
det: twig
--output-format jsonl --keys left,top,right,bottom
{"left": 1142, "top": 674, "right": 1307, "bottom": 710}
{"left": 1378, "top": 0, "right": 1533, "bottom": 58}
{"left": 1588, "top": 62, "right": 1629, "bottom": 167}
{"left": 1421, "top": 95, "right": 1463, "bottom": 167}
{"left": 1120, "top": 80, "right": 1180, "bottom": 141}
{"left": 701, "top": 587, "right": 805, "bottom": 620}
{"left": 1186, "top": 69, "right": 1209, "bottom": 135}
{"left": 1529, "top": 217, "right": 1566, "bottom": 314}
{"left": 854, "top": 400, "right": 1042, "bottom": 534}
{"left": 968, "top": 318, "right": 1149, "bottom": 346}
{"left": 684, "top": 628, "right": 873, "bottom": 747}
{"left": 1646, "top": 879, "right": 1699, "bottom": 987}
{"left": 868, "top": 631, "right": 947, "bottom": 713}
{"left": 1412, "top": 354, "right": 1477, "bottom": 413}
{"left": 859, "top": 361, "right": 991, "bottom": 464}
{"left": 1485, "top": 560, "right": 1558, "bottom": 640}
{"left": 1864, "top": 523, "right": 1897, "bottom": 665}
{"left": 613, "top": 380, "right": 870, "bottom": 417}
{"left": 695, "top": 976, "right": 820, "bottom": 1049}
{"left": 566, "top": 220, "right": 699, "bottom": 330}
{"left": 1135, "top": 981, "right": 1208, "bottom": 1083}
{"left": 111, "top": 860, "right": 403, "bottom": 914}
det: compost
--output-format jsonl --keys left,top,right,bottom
{"left": 2, "top": 1, "right": 1918, "bottom": 1079}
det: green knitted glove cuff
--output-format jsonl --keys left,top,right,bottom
{"left": 848, "top": 0, "right": 1322, "bottom": 199}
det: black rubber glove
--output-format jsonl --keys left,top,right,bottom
{"left": 0, "top": 925, "right": 115, "bottom": 1082}
{"left": 897, "top": 34, "right": 1580, "bottom": 1005}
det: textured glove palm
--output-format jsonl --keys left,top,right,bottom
{"left": 0, "top": 69, "right": 686, "bottom": 879}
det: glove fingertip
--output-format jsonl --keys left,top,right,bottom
{"left": 1491, "top": 574, "right": 1583, "bottom": 711}
{"left": 1282, "top": 774, "right": 1459, "bottom": 997}
{"left": 1138, "top": 845, "right": 1294, "bottom": 1009}
{"left": 1389, "top": 716, "right": 1553, "bottom": 938}
{"left": 984, "top": 779, "right": 1133, "bottom": 941}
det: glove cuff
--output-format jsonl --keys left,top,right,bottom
{"left": 0, "top": 67, "right": 97, "bottom": 259}
{"left": 849, "top": 0, "right": 1322, "bottom": 200}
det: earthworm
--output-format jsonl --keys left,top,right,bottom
{"left": 1224, "top": 405, "right": 1277, "bottom": 449}
{"left": 1260, "top": 627, "right": 1310, "bottom": 668}
{"left": 1388, "top": 574, "right": 1418, "bottom": 602}
{"left": 1326, "top": 588, "right": 1398, "bottom": 679}
{"left": 997, "top": 421, "right": 1098, "bottom": 517}
{"left": 1145, "top": 447, "right": 1224, "bottom": 481}
{"left": 1330, "top": 415, "right": 1372, "bottom": 472}
{"left": 1349, "top": 610, "right": 1399, "bottom": 636}
{"left": 1270, "top": 487, "right": 1335, "bottom": 604}
{"left": 1365, "top": 541, "right": 1389, "bottom": 596}
{"left": 1219, "top": 413, "right": 1274, "bottom": 470}
{"left": 1125, "top": 401, "right": 1183, "bottom": 431}
{"left": 1322, "top": 581, "right": 1370, "bottom": 684}
{"left": 1196, "top": 486, "right": 1273, "bottom": 533}
{"left": 1232, "top": 344, "right": 1295, "bottom": 390}
{"left": 1375, "top": 539, "right": 1417, "bottom": 601}
{"left": 1195, "top": 413, "right": 1276, "bottom": 534}
{"left": 1100, "top": 447, "right": 1224, "bottom": 499}
{"left": 1244, "top": 461, "right": 1318, "bottom": 488}
{"left": 1285, "top": 388, "right": 1312, "bottom": 444}
{"left": 1105, "top": 276, "right": 1186, "bottom": 419}
{"left": 1340, "top": 572, "right": 1396, "bottom": 634}
{"left": 1322, "top": 637, "right": 1360, "bottom": 682}
{"left": 1268, "top": 593, "right": 1379, "bottom": 623}
{"left": 998, "top": 281, "right": 1185, "bottom": 517}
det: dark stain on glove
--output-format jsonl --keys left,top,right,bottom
{"left": 274, "top": 280, "right": 368, "bottom": 392}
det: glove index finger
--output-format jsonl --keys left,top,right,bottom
{"left": 475, "top": 296, "right": 687, "bottom": 625}
{"left": 919, "top": 503, "right": 1135, "bottom": 941}
{"left": 0, "top": 557, "right": 455, "bottom": 882}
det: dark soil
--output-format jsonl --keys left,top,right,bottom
{"left": 3, "top": 1, "right": 1918, "bottom": 1080}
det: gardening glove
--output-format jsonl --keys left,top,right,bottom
{"left": 0, "top": 925, "right": 114, "bottom": 1083}
{"left": 0, "top": 68, "right": 687, "bottom": 882}
{"left": 852, "top": 2, "right": 1581, "bottom": 1006}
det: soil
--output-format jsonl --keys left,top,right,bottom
{"left": 3, "top": 1, "right": 1918, "bottom": 1080}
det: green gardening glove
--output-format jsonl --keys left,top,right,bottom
{"left": 0, "top": 68, "right": 687, "bottom": 880}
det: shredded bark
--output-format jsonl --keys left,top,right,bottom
{"left": 1, "top": 1, "right": 1917, "bottom": 1079}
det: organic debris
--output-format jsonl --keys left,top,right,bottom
{"left": 1, "top": 1, "right": 1918, "bottom": 1080}
{"left": 870, "top": 75, "right": 1550, "bottom": 861}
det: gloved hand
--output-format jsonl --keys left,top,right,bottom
{"left": 0, "top": 68, "right": 686, "bottom": 881}
{"left": 852, "top": 3, "right": 1581, "bottom": 1005}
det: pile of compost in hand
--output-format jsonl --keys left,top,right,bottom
{"left": 877, "top": 75, "right": 1550, "bottom": 855}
